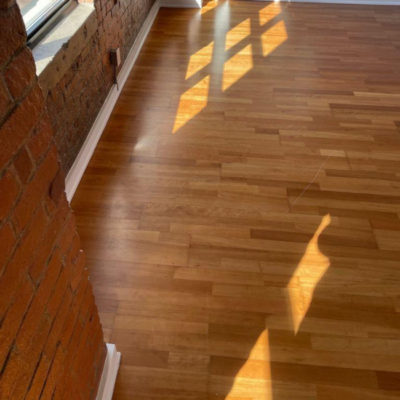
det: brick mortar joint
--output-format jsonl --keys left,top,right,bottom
{"left": 0, "top": 77, "right": 44, "bottom": 173}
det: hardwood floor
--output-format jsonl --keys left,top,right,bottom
{"left": 72, "top": 1, "right": 400, "bottom": 399}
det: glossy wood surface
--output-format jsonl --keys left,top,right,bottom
{"left": 72, "top": 1, "right": 400, "bottom": 399}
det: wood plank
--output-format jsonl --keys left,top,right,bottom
{"left": 72, "top": 1, "right": 400, "bottom": 399}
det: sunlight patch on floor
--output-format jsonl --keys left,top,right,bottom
{"left": 225, "top": 18, "right": 251, "bottom": 51}
{"left": 258, "top": 2, "right": 281, "bottom": 26}
{"left": 287, "top": 214, "right": 331, "bottom": 334}
{"left": 174, "top": 0, "right": 287, "bottom": 132}
{"left": 225, "top": 330, "right": 273, "bottom": 400}
{"left": 201, "top": 0, "right": 219, "bottom": 15}
{"left": 223, "top": 44, "right": 253, "bottom": 91}
{"left": 173, "top": 75, "right": 210, "bottom": 133}
{"left": 185, "top": 42, "right": 214, "bottom": 79}
{"left": 261, "top": 20, "right": 287, "bottom": 57}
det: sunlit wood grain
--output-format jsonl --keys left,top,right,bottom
{"left": 72, "top": 1, "right": 400, "bottom": 399}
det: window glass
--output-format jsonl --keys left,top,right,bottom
{"left": 17, "top": 0, "right": 67, "bottom": 36}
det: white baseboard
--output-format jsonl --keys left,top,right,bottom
{"left": 96, "top": 344, "right": 121, "bottom": 400}
{"left": 65, "top": 0, "right": 161, "bottom": 201}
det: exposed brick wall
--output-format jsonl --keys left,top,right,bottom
{"left": 46, "top": 34, "right": 105, "bottom": 174}
{"left": 0, "top": 1, "right": 106, "bottom": 398}
{"left": 44, "top": 0, "right": 155, "bottom": 173}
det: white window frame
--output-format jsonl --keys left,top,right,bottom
{"left": 19, "top": 0, "right": 73, "bottom": 40}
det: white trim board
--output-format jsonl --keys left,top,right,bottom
{"left": 96, "top": 344, "right": 121, "bottom": 400}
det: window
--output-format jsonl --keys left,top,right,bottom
{"left": 17, "top": 0, "right": 72, "bottom": 39}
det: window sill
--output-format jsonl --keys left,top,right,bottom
{"left": 32, "top": 3, "right": 96, "bottom": 94}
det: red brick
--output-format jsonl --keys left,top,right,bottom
{"left": 4, "top": 251, "right": 71, "bottom": 398}
{"left": 71, "top": 307, "right": 96, "bottom": 378}
{"left": 0, "top": 206, "right": 47, "bottom": 319}
{"left": 0, "top": 84, "right": 44, "bottom": 170}
{"left": 25, "top": 354, "right": 51, "bottom": 400}
{"left": 60, "top": 279, "right": 88, "bottom": 348}
{"left": 63, "top": 318, "right": 84, "bottom": 374}
{"left": 15, "top": 249, "right": 62, "bottom": 353}
{"left": 27, "top": 114, "right": 53, "bottom": 163}
{"left": 40, "top": 345, "right": 66, "bottom": 399}
{"left": 43, "top": 190, "right": 57, "bottom": 217}
{"left": 4, "top": 315, "right": 51, "bottom": 399}
{"left": 13, "top": 145, "right": 58, "bottom": 231}
{"left": 91, "top": 338, "right": 107, "bottom": 397}
{"left": 77, "top": 279, "right": 95, "bottom": 325}
{"left": 57, "top": 210, "right": 76, "bottom": 255}
{"left": 49, "top": 168, "right": 65, "bottom": 204}
{"left": 0, "top": 76, "right": 12, "bottom": 122}
{"left": 0, "top": 6, "right": 105, "bottom": 398}
{"left": 0, "top": 346, "right": 19, "bottom": 397}
{"left": 0, "top": 168, "right": 20, "bottom": 221}
{"left": 29, "top": 204, "right": 71, "bottom": 283}
{"left": 0, "top": 276, "right": 34, "bottom": 372}
{"left": 43, "top": 288, "right": 72, "bottom": 360}
{"left": 0, "top": 221, "right": 16, "bottom": 272}
{"left": 4, "top": 47, "right": 36, "bottom": 100}
{"left": 13, "top": 145, "right": 34, "bottom": 183}
{"left": 0, "top": 5, "right": 26, "bottom": 67}
{"left": 70, "top": 250, "right": 85, "bottom": 292}
{"left": 65, "top": 231, "right": 81, "bottom": 266}
{"left": 0, "top": 0, "right": 16, "bottom": 10}
{"left": 46, "top": 263, "right": 69, "bottom": 319}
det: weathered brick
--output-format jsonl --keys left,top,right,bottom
{"left": 13, "top": 145, "right": 58, "bottom": 231}
{"left": 0, "top": 221, "right": 16, "bottom": 272}
{"left": 0, "top": 0, "right": 16, "bottom": 10}
{"left": 13, "top": 145, "right": 34, "bottom": 183}
{"left": 70, "top": 250, "right": 85, "bottom": 292}
{"left": 45, "top": 263, "right": 69, "bottom": 319}
{"left": 0, "top": 84, "right": 44, "bottom": 170}
{"left": 0, "top": 168, "right": 20, "bottom": 220}
{"left": 63, "top": 316, "right": 85, "bottom": 374}
{"left": 4, "top": 315, "right": 51, "bottom": 399}
{"left": 0, "top": 276, "right": 34, "bottom": 373}
{"left": 65, "top": 231, "right": 81, "bottom": 266}
{"left": 40, "top": 345, "right": 66, "bottom": 400}
{"left": 91, "top": 334, "right": 107, "bottom": 396}
{"left": 0, "top": 206, "right": 47, "bottom": 319}
{"left": 61, "top": 278, "right": 88, "bottom": 347}
{"left": 0, "top": 3, "right": 107, "bottom": 398}
{"left": 27, "top": 114, "right": 53, "bottom": 163}
{"left": 43, "top": 288, "right": 72, "bottom": 360}
{"left": 0, "top": 76, "right": 12, "bottom": 122}
{"left": 15, "top": 249, "right": 62, "bottom": 354}
{"left": 49, "top": 168, "right": 65, "bottom": 204}
{"left": 24, "top": 354, "right": 51, "bottom": 400}
{"left": 57, "top": 209, "right": 77, "bottom": 255}
{"left": 4, "top": 47, "right": 36, "bottom": 101}
{"left": 0, "top": 5, "right": 26, "bottom": 66}
{"left": 28, "top": 204, "right": 70, "bottom": 284}
{"left": 0, "top": 346, "right": 19, "bottom": 398}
